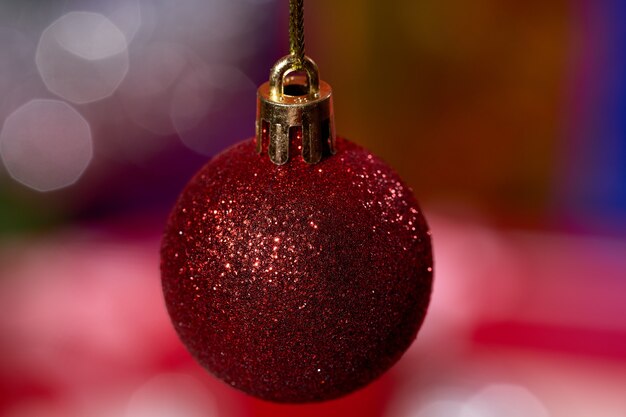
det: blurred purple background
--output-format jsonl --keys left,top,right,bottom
{"left": 1, "top": 1, "right": 625, "bottom": 416}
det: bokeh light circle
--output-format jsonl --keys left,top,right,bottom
{"left": 125, "top": 374, "right": 216, "bottom": 417}
{"left": 170, "top": 63, "right": 257, "bottom": 155}
{"left": 461, "top": 384, "right": 550, "bottom": 417}
{"left": 413, "top": 400, "right": 481, "bottom": 417}
{"left": 117, "top": 42, "right": 189, "bottom": 135}
{"left": 0, "top": 99, "right": 93, "bottom": 192}
{"left": 53, "top": 11, "right": 128, "bottom": 60}
{"left": 108, "top": 0, "right": 143, "bottom": 44}
{"left": 36, "top": 12, "right": 129, "bottom": 104}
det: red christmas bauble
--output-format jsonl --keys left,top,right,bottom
{"left": 160, "top": 137, "right": 433, "bottom": 402}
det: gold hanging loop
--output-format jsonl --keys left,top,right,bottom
{"left": 254, "top": 0, "right": 336, "bottom": 165}
{"left": 269, "top": 55, "right": 320, "bottom": 101}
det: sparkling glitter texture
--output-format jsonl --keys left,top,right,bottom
{"left": 161, "top": 137, "right": 433, "bottom": 403}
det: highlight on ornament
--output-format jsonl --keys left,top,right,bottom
{"left": 160, "top": 0, "right": 433, "bottom": 403}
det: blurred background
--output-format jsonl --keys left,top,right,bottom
{"left": 0, "top": 0, "right": 625, "bottom": 416}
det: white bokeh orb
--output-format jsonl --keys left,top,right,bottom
{"left": 52, "top": 11, "right": 128, "bottom": 60}
{"left": 36, "top": 12, "right": 129, "bottom": 104}
{"left": 108, "top": 0, "right": 143, "bottom": 44}
{"left": 391, "top": 387, "right": 480, "bottom": 417}
{"left": 413, "top": 400, "right": 480, "bottom": 417}
{"left": 0, "top": 99, "right": 93, "bottom": 192}
{"left": 117, "top": 42, "right": 189, "bottom": 135}
{"left": 170, "top": 63, "right": 256, "bottom": 155}
{"left": 461, "top": 384, "right": 550, "bottom": 417}
{"left": 126, "top": 374, "right": 217, "bottom": 417}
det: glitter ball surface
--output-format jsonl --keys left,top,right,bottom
{"left": 160, "top": 137, "right": 433, "bottom": 403}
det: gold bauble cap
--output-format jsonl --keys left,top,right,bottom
{"left": 255, "top": 55, "right": 336, "bottom": 165}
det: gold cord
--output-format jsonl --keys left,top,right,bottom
{"left": 289, "top": 0, "right": 305, "bottom": 69}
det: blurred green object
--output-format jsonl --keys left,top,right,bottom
{"left": 0, "top": 181, "right": 62, "bottom": 235}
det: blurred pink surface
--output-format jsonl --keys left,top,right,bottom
{"left": 1, "top": 213, "right": 625, "bottom": 417}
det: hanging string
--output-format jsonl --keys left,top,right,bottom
{"left": 289, "top": 0, "right": 305, "bottom": 68}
